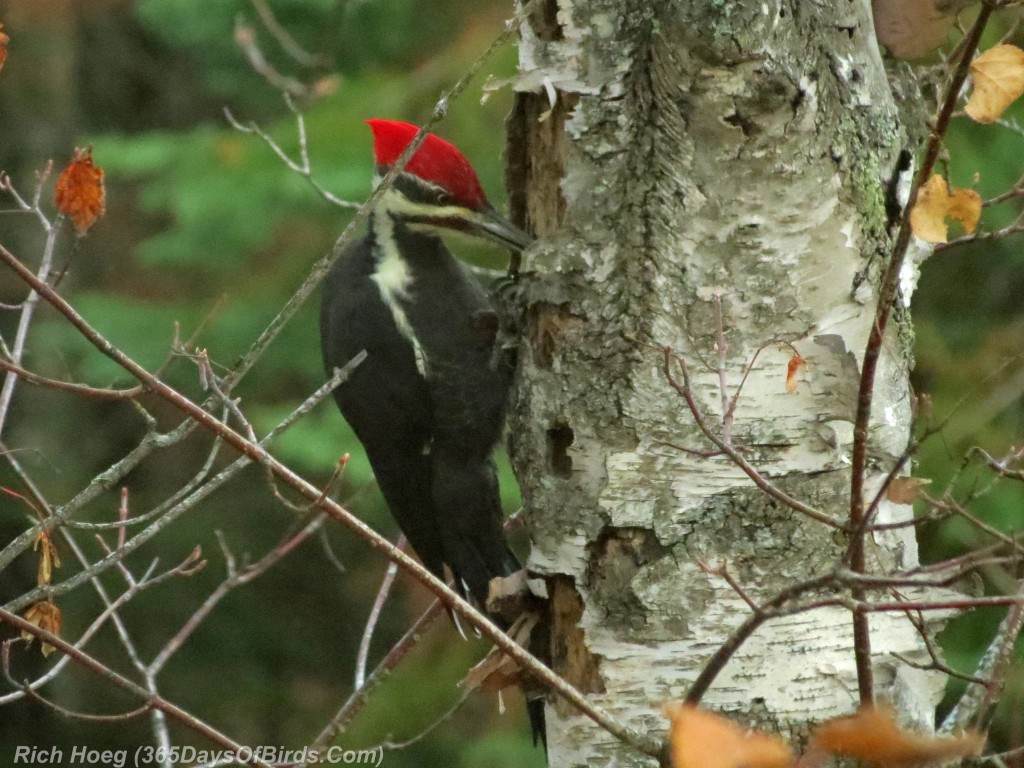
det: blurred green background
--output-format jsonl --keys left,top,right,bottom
{"left": 1, "top": 1, "right": 1024, "bottom": 763}
{"left": 0, "top": 1, "right": 538, "bottom": 766}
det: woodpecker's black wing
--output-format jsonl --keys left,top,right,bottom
{"left": 390, "top": 223, "right": 522, "bottom": 601}
{"left": 319, "top": 233, "right": 449, "bottom": 583}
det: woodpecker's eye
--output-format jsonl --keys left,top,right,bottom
{"left": 437, "top": 192, "right": 452, "bottom": 206}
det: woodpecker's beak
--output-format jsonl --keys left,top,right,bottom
{"left": 467, "top": 205, "right": 534, "bottom": 253}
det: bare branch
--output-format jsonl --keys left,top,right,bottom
{"left": 356, "top": 535, "right": 405, "bottom": 690}
{"left": 941, "top": 577, "right": 1024, "bottom": 732}
{"left": 0, "top": 608, "right": 275, "bottom": 768}
{"left": 0, "top": 241, "right": 662, "bottom": 758}
{"left": 0, "top": 355, "right": 143, "bottom": 400}
{"left": 247, "top": 0, "right": 327, "bottom": 67}
{"left": 847, "top": 2, "right": 996, "bottom": 705}
{"left": 0, "top": 215, "right": 63, "bottom": 435}
{"left": 662, "top": 346, "right": 842, "bottom": 529}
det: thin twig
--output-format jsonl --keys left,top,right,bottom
{"left": 0, "top": 242, "right": 662, "bottom": 759}
{"left": 224, "top": 99, "right": 359, "bottom": 210}
{"left": 355, "top": 535, "right": 405, "bottom": 690}
{"left": 302, "top": 600, "right": 446, "bottom": 762}
{"left": 380, "top": 689, "right": 473, "bottom": 750}
{"left": 847, "top": 5, "right": 996, "bottom": 704}
{"left": 662, "top": 347, "right": 842, "bottom": 529}
{"left": 234, "top": 19, "right": 316, "bottom": 99}
{"left": 0, "top": 211, "right": 63, "bottom": 436}
{"left": 0, "top": 609, "right": 275, "bottom": 768}
{"left": 0, "top": 548, "right": 204, "bottom": 706}
{"left": 941, "top": 577, "right": 1024, "bottom": 733}
{"left": 0, "top": 355, "right": 143, "bottom": 400}
{"left": 149, "top": 515, "right": 328, "bottom": 675}
{"left": 248, "top": 0, "right": 326, "bottom": 67}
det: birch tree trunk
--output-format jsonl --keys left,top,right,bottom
{"left": 505, "top": 1, "right": 941, "bottom": 764}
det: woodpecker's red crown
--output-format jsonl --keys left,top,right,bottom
{"left": 366, "top": 119, "right": 487, "bottom": 211}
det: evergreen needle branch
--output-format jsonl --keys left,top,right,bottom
{"left": 847, "top": 3, "right": 995, "bottom": 705}
{"left": 0, "top": 242, "right": 665, "bottom": 762}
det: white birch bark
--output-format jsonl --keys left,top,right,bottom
{"left": 504, "top": 1, "right": 942, "bottom": 765}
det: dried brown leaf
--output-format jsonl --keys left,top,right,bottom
{"left": 887, "top": 477, "right": 931, "bottom": 505}
{"left": 33, "top": 530, "right": 60, "bottom": 586}
{"left": 54, "top": 146, "right": 106, "bottom": 235}
{"left": 22, "top": 600, "right": 62, "bottom": 657}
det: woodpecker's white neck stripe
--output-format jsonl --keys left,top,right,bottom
{"left": 370, "top": 210, "right": 427, "bottom": 377}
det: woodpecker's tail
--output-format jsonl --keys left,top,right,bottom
{"left": 528, "top": 698, "right": 547, "bottom": 751}
{"left": 428, "top": 449, "right": 517, "bottom": 606}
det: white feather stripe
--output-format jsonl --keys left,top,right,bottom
{"left": 370, "top": 211, "right": 428, "bottom": 377}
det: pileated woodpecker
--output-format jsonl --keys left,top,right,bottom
{"left": 319, "top": 119, "right": 543, "bottom": 741}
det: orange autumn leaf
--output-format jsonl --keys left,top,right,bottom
{"left": 0, "top": 21, "right": 8, "bottom": 73}
{"left": 810, "top": 705, "right": 984, "bottom": 768}
{"left": 786, "top": 354, "right": 806, "bottom": 393}
{"left": 54, "top": 146, "right": 105, "bottom": 235}
{"left": 664, "top": 703, "right": 794, "bottom": 768}
{"left": 22, "top": 600, "right": 62, "bottom": 657}
{"left": 910, "top": 174, "right": 981, "bottom": 244}
{"left": 965, "top": 44, "right": 1024, "bottom": 124}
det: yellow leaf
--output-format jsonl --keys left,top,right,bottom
{"left": 965, "top": 44, "right": 1024, "bottom": 124}
{"left": 910, "top": 174, "right": 981, "bottom": 243}
{"left": 664, "top": 703, "right": 794, "bottom": 768}
{"left": 811, "top": 705, "right": 985, "bottom": 767}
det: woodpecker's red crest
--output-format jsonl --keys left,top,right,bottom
{"left": 366, "top": 119, "right": 487, "bottom": 211}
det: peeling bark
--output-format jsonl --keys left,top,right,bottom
{"left": 505, "top": 1, "right": 941, "bottom": 765}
